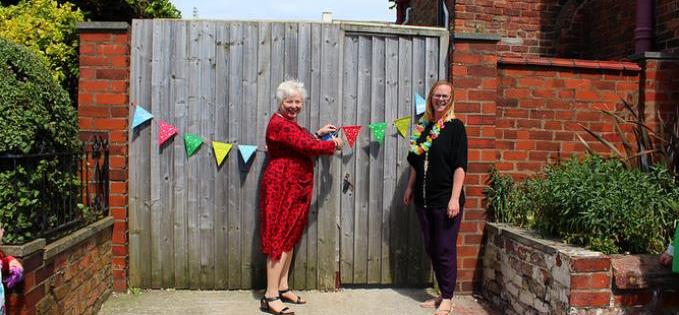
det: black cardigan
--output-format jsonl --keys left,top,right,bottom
{"left": 407, "top": 119, "right": 468, "bottom": 209}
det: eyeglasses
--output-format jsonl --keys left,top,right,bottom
{"left": 433, "top": 94, "right": 451, "bottom": 99}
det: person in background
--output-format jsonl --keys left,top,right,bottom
{"left": 0, "top": 225, "right": 24, "bottom": 315}
{"left": 404, "top": 81, "right": 467, "bottom": 315}
{"left": 259, "top": 80, "right": 343, "bottom": 315}
{"left": 659, "top": 224, "right": 679, "bottom": 273}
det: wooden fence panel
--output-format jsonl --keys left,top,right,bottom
{"left": 129, "top": 20, "right": 448, "bottom": 289}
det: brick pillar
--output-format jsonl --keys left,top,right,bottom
{"left": 450, "top": 33, "right": 500, "bottom": 293}
{"left": 77, "top": 22, "right": 130, "bottom": 292}
{"left": 634, "top": 52, "right": 679, "bottom": 137}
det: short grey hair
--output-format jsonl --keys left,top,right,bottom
{"left": 275, "top": 80, "right": 307, "bottom": 104}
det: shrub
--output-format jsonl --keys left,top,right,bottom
{"left": 0, "top": 38, "right": 82, "bottom": 244}
{"left": 0, "top": 0, "right": 84, "bottom": 94}
{"left": 487, "top": 155, "right": 679, "bottom": 254}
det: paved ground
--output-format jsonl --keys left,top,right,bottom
{"left": 99, "top": 288, "right": 498, "bottom": 315}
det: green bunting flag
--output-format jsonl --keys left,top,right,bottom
{"left": 184, "top": 133, "right": 203, "bottom": 157}
{"left": 368, "top": 122, "right": 387, "bottom": 144}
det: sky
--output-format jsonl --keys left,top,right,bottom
{"left": 171, "top": 0, "right": 395, "bottom": 22}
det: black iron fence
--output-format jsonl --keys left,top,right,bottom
{"left": 0, "top": 136, "right": 109, "bottom": 243}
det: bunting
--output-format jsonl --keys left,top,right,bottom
{"left": 132, "top": 105, "right": 153, "bottom": 129}
{"left": 239, "top": 145, "right": 257, "bottom": 164}
{"left": 183, "top": 133, "right": 203, "bottom": 157}
{"left": 368, "top": 122, "right": 387, "bottom": 144}
{"left": 394, "top": 116, "right": 411, "bottom": 138}
{"left": 158, "top": 120, "right": 178, "bottom": 146}
{"left": 415, "top": 93, "right": 426, "bottom": 115}
{"left": 342, "top": 125, "right": 362, "bottom": 149}
{"left": 212, "top": 141, "right": 233, "bottom": 167}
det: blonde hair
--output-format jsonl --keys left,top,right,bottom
{"left": 276, "top": 80, "right": 307, "bottom": 104}
{"left": 423, "top": 80, "right": 454, "bottom": 123}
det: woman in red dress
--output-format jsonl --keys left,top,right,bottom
{"left": 259, "top": 80, "right": 343, "bottom": 315}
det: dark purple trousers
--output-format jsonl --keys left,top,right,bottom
{"left": 416, "top": 206, "right": 463, "bottom": 299}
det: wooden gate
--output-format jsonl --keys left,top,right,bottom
{"left": 128, "top": 19, "right": 448, "bottom": 290}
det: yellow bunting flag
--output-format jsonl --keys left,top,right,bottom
{"left": 394, "top": 116, "right": 411, "bottom": 138}
{"left": 212, "top": 141, "right": 233, "bottom": 167}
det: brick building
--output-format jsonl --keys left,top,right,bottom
{"left": 393, "top": 0, "right": 679, "bottom": 299}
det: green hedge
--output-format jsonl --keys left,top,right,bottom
{"left": 486, "top": 155, "right": 679, "bottom": 254}
{"left": 0, "top": 38, "right": 81, "bottom": 244}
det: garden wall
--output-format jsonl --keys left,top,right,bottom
{"left": 496, "top": 57, "right": 641, "bottom": 180}
{"left": 2, "top": 217, "right": 114, "bottom": 315}
{"left": 483, "top": 222, "right": 679, "bottom": 315}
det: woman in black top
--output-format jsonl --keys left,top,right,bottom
{"left": 404, "top": 81, "right": 467, "bottom": 315}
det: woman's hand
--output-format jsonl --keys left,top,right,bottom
{"left": 403, "top": 186, "right": 413, "bottom": 205}
{"left": 331, "top": 137, "right": 343, "bottom": 150}
{"left": 447, "top": 198, "right": 460, "bottom": 219}
{"left": 660, "top": 252, "right": 673, "bottom": 266}
{"left": 317, "top": 124, "right": 337, "bottom": 136}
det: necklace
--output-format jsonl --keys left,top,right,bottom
{"left": 409, "top": 112, "right": 455, "bottom": 155}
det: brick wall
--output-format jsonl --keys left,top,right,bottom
{"left": 555, "top": 0, "right": 636, "bottom": 60}
{"left": 4, "top": 218, "right": 113, "bottom": 315}
{"left": 450, "top": 35, "right": 499, "bottom": 292}
{"left": 77, "top": 22, "right": 130, "bottom": 292}
{"left": 656, "top": 0, "right": 679, "bottom": 53}
{"left": 483, "top": 223, "right": 612, "bottom": 315}
{"left": 496, "top": 57, "right": 640, "bottom": 180}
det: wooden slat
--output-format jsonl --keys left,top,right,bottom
{"left": 185, "top": 20, "right": 202, "bottom": 289}
{"left": 352, "top": 35, "right": 372, "bottom": 284}
{"left": 198, "top": 21, "right": 217, "bottom": 288}
{"left": 239, "top": 22, "right": 258, "bottom": 289}
{"left": 367, "top": 36, "right": 385, "bottom": 284}
{"left": 339, "top": 34, "right": 358, "bottom": 284}
{"left": 212, "top": 21, "right": 229, "bottom": 290}
{"left": 226, "top": 21, "right": 244, "bottom": 289}
{"left": 171, "top": 20, "right": 189, "bottom": 289}
{"left": 408, "top": 37, "right": 427, "bottom": 285}
{"left": 393, "top": 36, "right": 413, "bottom": 285}
{"left": 381, "top": 36, "right": 399, "bottom": 284}
{"left": 316, "top": 23, "right": 341, "bottom": 290}
{"left": 307, "top": 23, "right": 323, "bottom": 289}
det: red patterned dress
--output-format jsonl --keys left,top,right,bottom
{"left": 260, "top": 113, "right": 336, "bottom": 260}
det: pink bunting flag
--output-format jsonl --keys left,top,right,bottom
{"left": 158, "top": 119, "right": 178, "bottom": 146}
{"left": 342, "top": 125, "right": 362, "bottom": 149}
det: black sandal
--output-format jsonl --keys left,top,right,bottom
{"left": 279, "top": 289, "right": 307, "bottom": 304}
{"left": 260, "top": 296, "right": 295, "bottom": 315}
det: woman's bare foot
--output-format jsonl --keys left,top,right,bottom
{"left": 279, "top": 289, "right": 306, "bottom": 304}
{"left": 434, "top": 298, "right": 453, "bottom": 315}
{"left": 419, "top": 296, "right": 443, "bottom": 308}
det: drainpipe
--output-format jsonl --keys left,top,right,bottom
{"left": 403, "top": 7, "right": 413, "bottom": 25}
{"left": 634, "top": 0, "right": 653, "bottom": 54}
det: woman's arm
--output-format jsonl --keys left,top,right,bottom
{"left": 447, "top": 167, "right": 465, "bottom": 218}
{"left": 268, "top": 119, "right": 336, "bottom": 156}
{"left": 403, "top": 167, "right": 416, "bottom": 205}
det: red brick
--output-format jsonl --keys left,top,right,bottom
{"left": 96, "top": 93, "right": 127, "bottom": 105}
{"left": 111, "top": 207, "right": 127, "bottom": 220}
{"left": 78, "top": 93, "right": 94, "bottom": 105}
{"left": 94, "top": 118, "right": 127, "bottom": 130}
{"left": 570, "top": 291, "right": 610, "bottom": 307}
{"left": 79, "top": 118, "right": 94, "bottom": 129}
{"left": 112, "top": 244, "right": 128, "bottom": 256}
{"left": 614, "top": 290, "right": 653, "bottom": 306}
{"left": 97, "top": 69, "right": 128, "bottom": 80}
{"left": 571, "top": 274, "right": 591, "bottom": 289}
{"left": 79, "top": 106, "right": 110, "bottom": 118}
{"left": 80, "top": 56, "right": 110, "bottom": 67}
{"left": 98, "top": 44, "right": 129, "bottom": 55}
{"left": 571, "top": 257, "right": 611, "bottom": 272}
{"left": 81, "top": 33, "right": 112, "bottom": 42}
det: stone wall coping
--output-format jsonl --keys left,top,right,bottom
{"left": 611, "top": 254, "right": 679, "bottom": 290}
{"left": 44, "top": 216, "right": 114, "bottom": 260}
{"left": 629, "top": 51, "right": 679, "bottom": 61}
{"left": 77, "top": 22, "right": 129, "bottom": 33}
{"left": 454, "top": 32, "right": 501, "bottom": 42}
{"left": 0, "top": 238, "right": 46, "bottom": 257}
{"left": 498, "top": 56, "right": 642, "bottom": 71}
{"left": 486, "top": 222, "right": 605, "bottom": 258}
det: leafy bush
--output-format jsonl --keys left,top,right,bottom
{"left": 0, "top": 0, "right": 84, "bottom": 94}
{"left": 487, "top": 155, "right": 679, "bottom": 254}
{"left": 0, "top": 38, "right": 82, "bottom": 244}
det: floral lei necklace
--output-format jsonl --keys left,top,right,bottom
{"left": 409, "top": 111, "right": 455, "bottom": 155}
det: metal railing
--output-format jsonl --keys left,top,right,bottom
{"left": 0, "top": 136, "right": 109, "bottom": 243}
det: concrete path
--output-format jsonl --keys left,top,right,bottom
{"left": 99, "top": 288, "right": 498, "bottom": 315}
